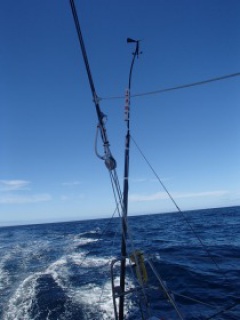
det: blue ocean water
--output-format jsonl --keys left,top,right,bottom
{"left": 0, "top": 206, "right": 239, "bottom": 319}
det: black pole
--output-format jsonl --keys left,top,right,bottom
{"left": 119, "top": 39, "right": 141, "bottom": 320}
{"left": 69, "top": 0, "right": 116, "bottom": 170}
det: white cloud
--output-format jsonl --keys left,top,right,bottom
{"left": 61, "top": 193, "right": 85, "bottom": 201}
{"left": 130, "top": 192, "right": 168, "bottom": 202}
{"left": 61, "top": 181, "right": 82, "bottom": 187}
{"left": 0, "top": 179, "right": 52, "bottom": 205}
{"left": 0, "top": 193, "right": 52, "bottom": 204}
{"left": 130, "top": 177, "right": 172, "bottom": 184}
{"left": 175, "top": 191, "right": 229, "bottom": 199}
{"left": 0, "top": 180, "right": 30, "bottom": 192}
{"left": 129, "top": 190, "right": 229, "bottom": 202}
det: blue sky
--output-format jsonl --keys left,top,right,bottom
{"left": 1, "top": 0, "right": 240, "bottom": 226}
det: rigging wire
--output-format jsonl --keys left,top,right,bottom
{"left": 69, "top": 0, "right": 124, "bottom": 233}
{"left": 206, "top": 301, "right": 240, "bottom": 320}
{"left": 100, "top": 72, "right": 240, "bottom": 100}
{"left": 69, "top": 0, "right": 117, "bottom": 172}
{"left": 131, "top": 135, "right": 222, "bottom": 272}
{"left": 173, "top": 293, "right": 216, "bottom": 308}
{"left": 131, "top": 136, "right": 240, "bottom": 317}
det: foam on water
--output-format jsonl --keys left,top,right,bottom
{"left": 1, "top": 207, "right": 239, "bottom": 319}
{"left": 3, "top": 272, "right": 39, "bottom": 320}
{"left": 0, "top": 253, "right": 12, "bottom": 290}
{"left": 69, "top": 279, "right": 115, "bottom": 319}
{"left": 73, "top": 237, "right": 99, "bottom": 246}
{"left": 2, "top": 245, "right": 118, "bottom": 320}
{"left": 2, "top": 251, "right": 71, "bottom": 319}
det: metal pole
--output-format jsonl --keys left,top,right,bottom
{"left": 119, "top": 38, "right": 141, "bottom": 320}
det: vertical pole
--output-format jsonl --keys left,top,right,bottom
{"left": 119, "top": 39, "right": 140, "bottom": 320}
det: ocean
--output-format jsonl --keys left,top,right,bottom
{"left": 0, "top": 206, "right": 239, "bottom": 320}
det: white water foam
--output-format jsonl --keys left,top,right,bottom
{"left": 0, "top": 253, "right": 12, "bottom": 290}
{"left": 2, "top": 231, "right": 121, "bottom": 320}
{"left": 73, "top": 237, "right": 99, "bottom": 247}
{"left": 69, "top": 279, "right": 115, "bottom": 319}
{"left": 3, "top": 272, "right": 39, "bottom": 320}
{"left": 2, "top": 252, "right": 73, "bottom": 320}
{"left": 2, "top": 250, "right": 110, "bottom": 319}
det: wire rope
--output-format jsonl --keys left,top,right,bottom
{"left": 131, "top": 135, "right": 222, "bottom": 272}
{"left": 100, "top": 72, "right": 240, "bottom": 101}
{"left": 131, "top": 135, "right": 240, "bottom": 317}
{"left": 206, "top": 301, "right": 240, "bottom": 319}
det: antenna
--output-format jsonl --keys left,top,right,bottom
{"left": 127, "top": 37, "right": 141, "bottom": 59}
{"left": 119, "top": 37, "right": 141, "bottom": 320}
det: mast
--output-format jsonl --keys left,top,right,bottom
{"left": 119, "top": 38, "right": 141, "bottom": 320}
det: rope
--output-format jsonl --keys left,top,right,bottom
{"left": 69, "top": 0, "right": 96, "bottom": 96}
{"left": 100, "top": 72, "right": 240, "bottom": 100}
{"left": 173, "top": 292, "right": 216, "bottom": 308}
{"left": 131, "top": 135, "right": 240, "bottom": 317}
{"left": 131, "top": 135, "right": 222, "bottom": 273}
{"left": 206, "top": 301, "right": 240, "bottom": 319}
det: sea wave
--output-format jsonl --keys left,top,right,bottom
{"left": 0, "top": 206, "right": 240, "bottom": 319}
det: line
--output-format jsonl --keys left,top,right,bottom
{"left": 100, "top": 72, "right": 240, "bottom": 101}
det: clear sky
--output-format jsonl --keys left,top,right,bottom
{"left": 1, "top": 1, "right": 240, "bottom": 226}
